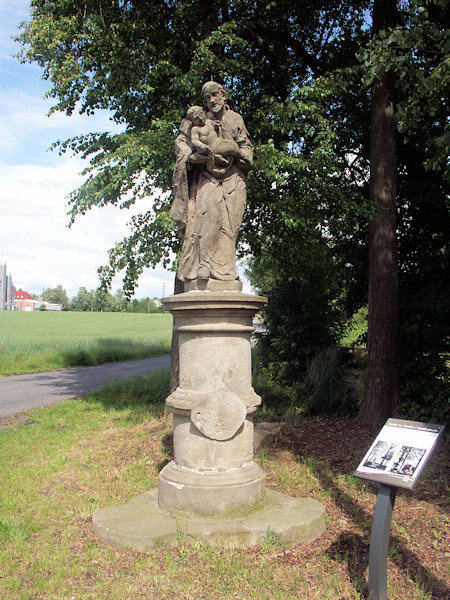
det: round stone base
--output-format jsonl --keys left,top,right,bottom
{"left": 158, "top": 460, "right": 266, "bottom": 518}
{"left": 92, "top": 488, "right": 326, "bottom": 551}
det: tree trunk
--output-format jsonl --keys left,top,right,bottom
{"left": 358, "top": 0, "right": 399, "bottom": 427}
{"left": 169, "top": 275, "right": 184, "bottom": 393}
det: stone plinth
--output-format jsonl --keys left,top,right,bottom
{"left": 92, "top": 488, "right": 325, "bottom": 550}
{"left": 92, "top": 288, "right": 326, "bottom": 551}
{"left": 158, "top": 290, "right": 267, "bottom": 517}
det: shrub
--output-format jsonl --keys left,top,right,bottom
{"left": 253, "top": 345, "right": 358, "bottom": 418}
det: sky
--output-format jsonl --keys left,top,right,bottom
{"left": 0, "top": 1, "right": 252, "bottom": 300}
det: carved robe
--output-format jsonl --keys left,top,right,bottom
{"left": 170, "top": 107, "right": 253, "bottom": 282}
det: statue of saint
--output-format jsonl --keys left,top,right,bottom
{"left": 170, "top": 82, "right": 253, "bottom": 284}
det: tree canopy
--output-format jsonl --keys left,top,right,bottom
{"left": 17, "top": 0, "right": 372, "bottom": 290}
{"left": 17, "top": 0, "right": 449, "bottom": 422}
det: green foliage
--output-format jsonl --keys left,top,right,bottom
{"left": 16, "top": 1, "right": 449, "bottom": 421}
{"left": 253, "top": 345, "right": 357, "bottom": 418}
{"left": 247, "top": 0, "right": 448, "bottom": 421}
{"left": 42, "top": 284, "right": 69, "bottom": 305}
{"left": 16, "top": 0, "right": 372, "bottom": 295}
{"left": 340, "top": 306, "right": 368, "bottom": 347}
{"left": 252, "top": 271, "right": 343, "bottom": 383}
{"left": 358, "top": 0, "right": 449, "bottom": 175}
{"left": 245, "top": 73, "right": 370, "bottom": 389}
{"left": 252, "top": 352, "right": 298, "bottom": 415}
{"left": 70, "top": 286, "right": 96, "bottom": 311}
{"left": 395, "top": 134, "right": 449, "bottom": 423}
{"left": 397, "top": 279, "right": 449, "bottom": 423}
{"left": 70, "top": 286, "right": 163, "bottom": 312}
{"left": 301, "top": 346, "right": 356, "bottom": 415}
{"left": 128, "top": 297, "right": 162, "bottom": 313}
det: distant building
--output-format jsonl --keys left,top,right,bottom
{"left": 14, "top": 290, "right": 37, "bottom": 312}
{"left": 0, "top": 263, "right": 15, "bottom": 310}
{"left": 1, "top": 264, "right": 64, "bottom": 311}
{"left": 14, "top": 291, "right": 63, "bottom": 312}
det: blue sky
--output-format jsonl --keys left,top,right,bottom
{"left": 0, "top": 1, "right": 174, "bottom": 299}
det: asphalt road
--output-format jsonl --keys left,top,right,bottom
{"left": 0, "top": 355, "right": 171, "bottom": 418}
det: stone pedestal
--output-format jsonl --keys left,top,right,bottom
{"left": 158, "top": 289, "right": 267, "bottom": 517}
{"left": 92, "top": 287, "right": 326, "bottom": 550}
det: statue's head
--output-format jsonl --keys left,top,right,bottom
{"left": 186, "top": 105, "right": 206, "bottom": 125}
{"left": 202, "top": 81, "right": 227, "bottom": 115}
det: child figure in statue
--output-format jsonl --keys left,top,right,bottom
{"left": 186, "top": 105, "right": 235, "bottom": 167}
{"left": 186, "top": 105, "right": 217, "bottom": 157}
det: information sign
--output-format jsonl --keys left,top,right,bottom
{"left": 354, "top": 418, "right": 444, "bottom": 490}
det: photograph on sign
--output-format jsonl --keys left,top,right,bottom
{"left": 354, "top": 419, "right": 444, "bottom": 489}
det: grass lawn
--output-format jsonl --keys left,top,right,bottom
{"left": 0, "top": 372, "right": 447, "bottom": 600}
{"left": 0, "top": 312, "right": 172, "bottom": 376}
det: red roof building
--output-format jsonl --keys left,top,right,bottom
{"left": 14, "top": 290, "right": 36, "bottom": 311}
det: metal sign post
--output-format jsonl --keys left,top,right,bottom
{"left": 368, "top": 484, "right": 398, "bottom": 600}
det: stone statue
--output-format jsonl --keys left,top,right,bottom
{"left": 93, "top": 83, "right": 326, "bottom": 543}
{"left": 170, "top": 82, "right": 253, "bottom": 284}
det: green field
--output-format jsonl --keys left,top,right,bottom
{"left": 0, "top": 311, "right": 172, "bottom": 376}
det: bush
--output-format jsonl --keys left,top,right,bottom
{"left": 398, "top": 279, "right": 449, "bottom": 424}
{"left": 255, "top": 275, "right": 343, "bottom": 385}
{"left": 252, "top": 345, "right": 358, "bottom": 418}
{"left": 301, "top": 346, "right": 357, "bottom": 416}
{"left": 398, "top": 354, "right": 449, "bottom": 424}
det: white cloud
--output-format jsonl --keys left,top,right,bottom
{"left": 0, "top": 3, "right": 173, "bottom": 300}
{"left": 0, "top": 1, "right": 30, "bottom": 60}
{"left": 0, "top": 83, "right": 123, "bottom": 167}
{"left": 0, "top": 159, "right": 174, "bottom": 299}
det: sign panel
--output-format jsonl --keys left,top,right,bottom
{"left": 354, "top": 418, "right": 444, "bottom": 490}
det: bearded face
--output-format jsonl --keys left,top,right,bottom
{"left": 203, "top": 88, "right": 226, "bottom": 115}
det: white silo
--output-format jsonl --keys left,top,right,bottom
{"left": 0, "top": 263, "right": 7, "bottom": 310}
{"left": 6, "top": 274, "right": 14, "bottom": 310}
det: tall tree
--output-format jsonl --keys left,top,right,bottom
{"left": 17, "top": 0, "right": 370, "bottom": 294}
{"left": 71, "top": 286, "right": 95, "bottom": 311}
{"left": 357, "top": 0, "right": 449, "bottom": 425}
{"left": 358, "top": 0, "right": 399, "bottom": 426}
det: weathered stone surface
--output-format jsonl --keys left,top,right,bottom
{"left": 172, "top": 413, "right": 254, "bottom": 472}
{"left": 158, "top": 460, "right": 266, "bottom": 518}
{"left": 159, "top": 290, "right": 268, "bottom": 516}
{"left": 184, "top": 279, "right": 243, "bottom": 292}
{"left": 92, "top": 488, "right": 326, "bottom": 551}
{"left": 170, "top": 82, "right": 253, "bottom": 285}
{"left": 164, "top": 291, "right": 266, "bottom": 420}
{"left": 191, "top": 385, "right": 246, "bottom": 441}
{"left": 253, "top": 422, "right": 283, "bottom": 452}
